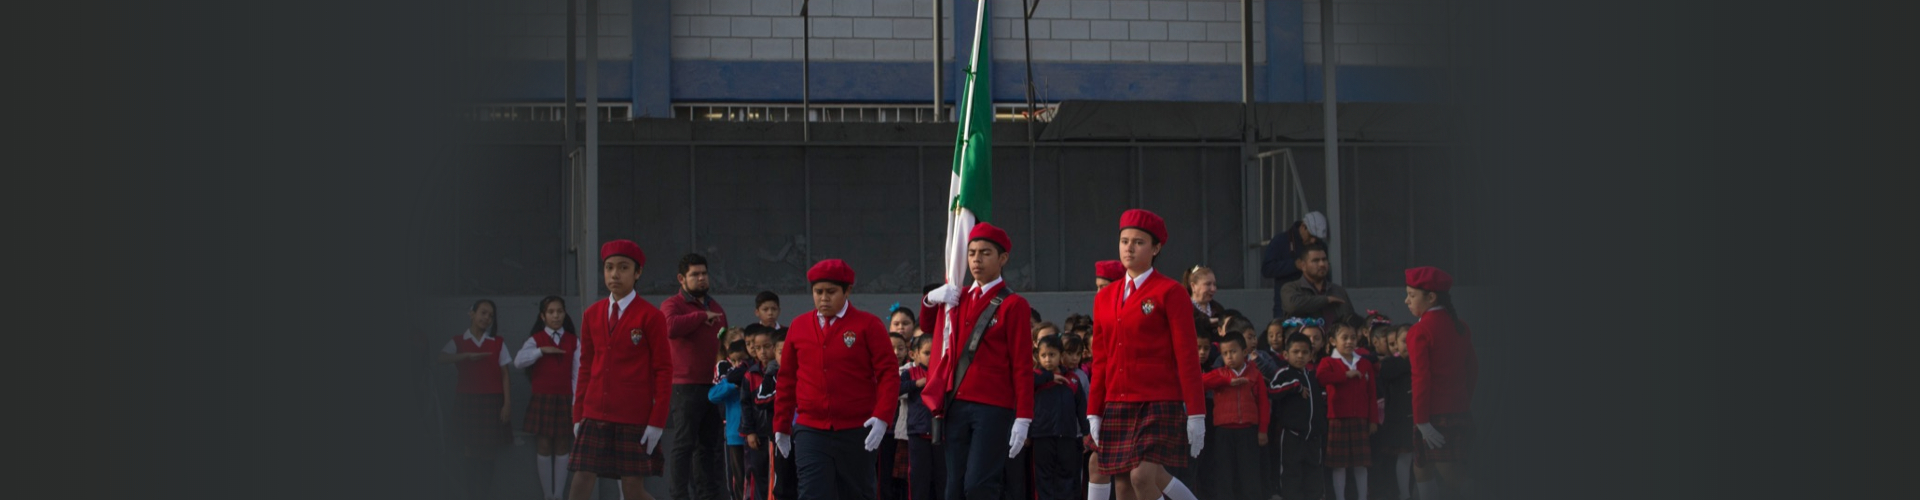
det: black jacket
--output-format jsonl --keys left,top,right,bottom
{"left": 1261, "top": 222, "right": 1308, "bottom": 318}
{"left": 1375, "top": 355, "right": 1412, "bottom": 426}
{"left": 1031, "top": 368, "right": 1089, "bottom": 438}
{"left": 734, "top": 360, "right": 777, "bottom": 440}
{"left": 901, "top": 363, "right": 934, "bottom": 436}
{"left": 1268, "top": 362, "right": 1328, "bottom": 438}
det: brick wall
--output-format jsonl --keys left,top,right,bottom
{"left": 992, "top": 0, "right": 1267, "bottom": 63}
{"left": 483, "top": 0, "right": 633, "bottom": 60}
{"left": 671, "top": 0, "right": 953, "bottom": 62}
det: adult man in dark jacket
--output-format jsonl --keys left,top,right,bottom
{"left": 1281, "top": 243, "right": 1354, "bottom": 324}
{"left": 1261, "top": 212, "right": 1326, "bottom": 319}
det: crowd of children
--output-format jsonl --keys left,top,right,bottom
{"left": 442, "top": 222, "right": 1475, "bottom": 500}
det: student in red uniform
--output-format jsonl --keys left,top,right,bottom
{"left": 918, "top": 222, "right": 1036, "bottom": 500}
{"left": 1082, "top": 260, "right": 1121, "bottom": 500}
{"left": 1093, "top": 260, "right": 1124, "bottom": 290}
{"left": 568, "top": 240, "right": 672, "bottom": 500}
{"left": 1403, "top": 267, "right": 1477, "bottom": 500}
{"left": 1200, "top": 331, "right": 1269, "bottom": 500}
{"left": 515, "top": 296, "right": 582, "bottom": 500}
{"left": 1086, "top": 209, "right": 1206, "bottom": 500}
{"left": 773, "top": 259, "right": 901, "bottom": 500}
{"left": 440, "top": 299, "right": 513, "bottom": 500}
{"left": 1318, "top": 321, "right": 1381, "bottom": 500}
{"left": 661, "top": 253, "right": 728, "bottom": 500}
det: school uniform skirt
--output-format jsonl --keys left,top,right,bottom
{"left": 892, "top": 439, "right": 912, "bottom": 479}
{"left": 522, "top": 392, "right": 573, "bottom": 439}
{"left": 1094, "top": 401, "right": 1189, "bottom": 475}
{"left": 1415, "top": 413, "right": 1474, "bottom": 465}
{"left": 570, "top": 419, "right": 664, "bottom": 478}
{"left": 455, "top": 392, "right": 510, "bottom": 451}
{"left": 1323, "top": 417, "right": 1372, "bottom": 468}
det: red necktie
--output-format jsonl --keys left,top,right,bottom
{"left": 611, "top": 302, "right": 622, "bottom": 324}
{"left": 1123, "top": 281, "right": 1137, "bottom": 306}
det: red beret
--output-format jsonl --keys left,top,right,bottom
{"left": 1405, "top": 266, "right": 1453, "bottom": 292}
{"left": 807, "top": 259, "right": 856, "bottom": 286}
{"left": 1118, "top": 209, "right": 1168, "bottom": 244}
{"left": 600, "top": 239, "right": 645, "bottom": 267}
{"left": 1094, "top": 260, "right": 1125, "bottom": 281}
{"left": 968, "top": 222, "right": 1012, "bottom": 253}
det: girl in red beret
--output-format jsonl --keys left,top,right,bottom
{"left": 512, "top": 296, "right": 581, "bottom": 500}
{"left": 568, "top": 240, "right": 673, "bottom": 500}
{"left": 1086, "top": 209, "right": 1206, "bottom": 500}
{"left": 1402, "top": 266, "right": 1477, "bottom": 500}
{"left": 439, "top": 299, "right": 513, "bottom": 500}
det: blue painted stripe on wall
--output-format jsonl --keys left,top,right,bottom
{"left": 475, "top": 59, "right": 1442, "bottom": 103}
{"left": 672, "top": 60, "right": 1442, "bottom": 103}
{"left": 1266, "top": 0, "right": 1306, "bottom": 102}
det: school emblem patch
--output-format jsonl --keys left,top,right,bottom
{"left": 1141, "top": 299, "right": 1156, "bottom": 315}
{"left": 630, "top": 328, "right": 643, "bottom": 345}
{"left": 843, "top": 331, "right": 857, "bottom": 348}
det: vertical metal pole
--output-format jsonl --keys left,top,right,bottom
{"left": 689, "top": 146, "right": 698, "bottom": 252}
{"left": 918, "top": 146, "right": 926, "bottom": 286}
{"left": 802, "top": 1, "right": 812, "bottom": 141}
{"left": 1024, "top": 0, "right": 1038, "bottom": 141}
{"left": 563, "top": 0, "right": 578, "bottom": 297}
{"left": 933, "top": 0, "right": 944, "bottom": 122}
{"left": 1240, "top": 0, "right": 1254, "bottom": 136}
{"left": 1320, "top": 0, "right": 1342, "bottom": 283}
{"left": 581, "top": 0, "right": 602, "bottom": 302}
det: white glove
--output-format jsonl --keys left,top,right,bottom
{"left": 775, "top": 432, "right": 793, "bottom": 457}
{"left": 925, "top": 284, "right": 961, "bottom": 307}
{"left": 1008, "top": 418, "right": 1033, "bottom": 458}
{"left": 1087, "top": 416, "right": 1102, "bottom": 446}
{"left": 1416, "top": 422, "right": 1446, "bottom": 449}
{"left": 572, "top": 422, "right": 581, "bottom": 437}
{"left": 1090, "top": 415, "right": 1105, "bottom": 448}
{"left": 863, "top": 417, "right": 889, "bottom": 451}
{"left": 641, "top": 425, "right": 665, "bottom": 454}
{"left": 1186, "top": 415, "right": 1207, "bottom": 458}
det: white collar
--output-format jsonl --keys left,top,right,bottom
{"left": 545, "top": 327, "right": 563, "bottom": 338}
{"left": 611, "top": 290, "right": 636, "bottom": 310}
{"left": 1125, "top": 268, "right": 1155, "bottom": 289}
{"left": 970, "top": 276, "right": 1005, "bottom": 295}
{"left": 1194, "top": 300, "right": 1212, "bottom": 316}
{"left": 462, "top": 329, "right": 490, "bottom": 346}
{"left": 1229, "top": 364, "right": 1248, "bottom": 376}
{"left": 818, "top": 301, "right": 850, "bottom": 328}
{"left": 1331, "top": 348, "right": 1360, "bottom": 369}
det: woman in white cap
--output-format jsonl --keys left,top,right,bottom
{"left": 1261, "top": 211, "right": 1327, "bottom": 320}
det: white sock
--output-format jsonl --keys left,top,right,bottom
{"left": 1160, "top": 477, "right": 1198, "bottom": 500}
{"left": 537, "top": 455, "right": 555, "bottom": 500}
{"left": 1356, "top": 467, "right": 1370, "bottom": 500}
{"left": 1417, "top": 480, "right": 1440, "bottom": 500}
{"left": 1333, "top": 467, "right": 1348, "bottom": 500}
{"left": 554, "top": 454, "right": 573, "bottom": 499}
{"left": 1087, "top": 482, "right": 1111, "bottom": 500}
{"left": 1396, "top": 454, "right": 1414, "bottom": 500}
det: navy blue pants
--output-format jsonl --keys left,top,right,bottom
{"left": 795, "top": 425, "right": 876, "bottom": 500}
{"left": 943, "top": 401, "right": 1015, "bottom": 500}
{"left": 908, "top": 436, "right": 944, "bottom": 500}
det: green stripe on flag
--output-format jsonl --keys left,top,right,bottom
{"left": 949, "top": 0, "right": 993, "bottom": 223}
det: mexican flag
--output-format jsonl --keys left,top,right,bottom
{"left": 939, "top": 0, "right": 993, "bottom": 358}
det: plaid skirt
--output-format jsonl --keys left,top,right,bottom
{"left": 892, "top": 439, "right": 911, "bottom": 478}
{"left": 454, "top": 393, "right": 510, "bottom": 451}
{"left": 1415, "top": 412, "right": 1474, "bottom": 465}
{"left": 1095, "top": 401, "right": 1189, "bottom": 474}
{"left": 1324, "top": 418, "right": 1372, "bottom": 468}
{"left": 570, "top": 419, "right": 663, "bottom": 478}
{"left": 522, "top": 393, "right": 573, "bottom": 439}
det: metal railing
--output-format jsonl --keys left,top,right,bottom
{"left": 1254, "top": 148, "right": 1311, "bottom": 246}
{"left": 461, "top": 103, "right": 631, "bottom": 122}
{"left": 671, "top": 103, "right": 1056, "bottom": 123}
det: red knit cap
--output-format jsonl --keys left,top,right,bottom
{"left": 1118, "top": 209, "right": 1167, "bottom": 244}
{"left": 807, "top": 259, "right": 857, "bottom": 286}
{"left": 1404, "top": 266, "right": 1453, "bottom": 292}
{"left": 1094, "top": 260, "right": 1125, "bottom": 281}
{"left": 968, "top": 222, "right": 1012, "bottom": 253}
{"left": 600, "top": 239, "right": 645, "bottom": 267}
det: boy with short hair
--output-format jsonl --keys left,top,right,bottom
{"left": 1270, "top": 333, "right": 1328, "bottom": 500}
{"left": 1201, "top": 332, "right": 1270, "bottom": 500}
